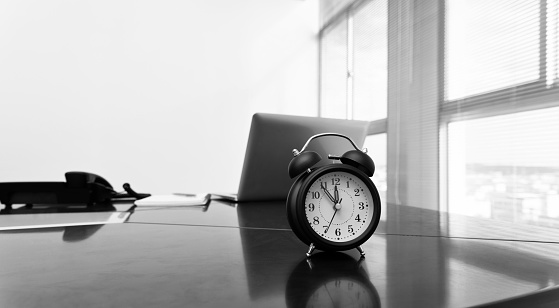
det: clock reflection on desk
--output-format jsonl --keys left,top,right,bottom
{"left": 285, "top": 252, "right": 380, "bottom": 308}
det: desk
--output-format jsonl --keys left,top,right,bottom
{"left": 2, "top": 201, "right": 559, "bottom": 307}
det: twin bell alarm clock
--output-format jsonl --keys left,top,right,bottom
{"left": 286, "top": 133, "right": 381, "bottom": 257}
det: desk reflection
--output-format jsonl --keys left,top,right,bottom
{"left": 237, "top": 201, "right": 302, "bottom": 301}
{"left": 286, "top": 253, "right": 380, "bottom": 308}
{"left": 1, "top": 224, "right": 108, "bottom": 242}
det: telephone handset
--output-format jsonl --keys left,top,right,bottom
{"left": 65, "top": 171, "right": 113, "bottom": 190}
{"left": 0, "top": 171, "right": 150, "bottom": 211}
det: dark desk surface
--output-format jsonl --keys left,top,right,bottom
{"left": 2, "top": 200, "right": 559, "bottom": 307}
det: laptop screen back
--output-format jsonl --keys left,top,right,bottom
{"left": 237, "top": 113, "right": 370, "bottom": 202}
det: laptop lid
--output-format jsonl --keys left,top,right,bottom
{"left": 236, "top": 113, "right": 370, "bottom": 202}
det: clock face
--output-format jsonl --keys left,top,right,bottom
{"left": 303, "top": 171, "right": 375, "bottom": 243}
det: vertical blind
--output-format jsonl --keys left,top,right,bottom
{"left": 446, "top": 0, "right": 541, "bottom": 101}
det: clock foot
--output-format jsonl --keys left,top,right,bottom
{"left": 306, "top": 243, "right": 316, "bottom": 258}
{"left": 356, "top": 246, "right": 366, "bottom": 257}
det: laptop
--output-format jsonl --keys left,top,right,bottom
{"left": 214, "top": 113, "right": 370, "bottom": 202}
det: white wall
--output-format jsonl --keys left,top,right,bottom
{"left": 0, "top": 0, "right": 319, "bottom": 194}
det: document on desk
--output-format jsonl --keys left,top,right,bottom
{"left": 134, "top": 193, "right": 210, "bottom": 207}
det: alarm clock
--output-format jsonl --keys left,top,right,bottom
{"left": 286, "top": 133, "right": 381, "bottom": 257}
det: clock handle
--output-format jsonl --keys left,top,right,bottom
{"left": 294, "top": 133, "right": 365, "bottom": 155}
{"left": 289, "top": 133, "right": 375, "bottom": 178}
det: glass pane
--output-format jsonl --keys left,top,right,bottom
{"left": 446, "top": 0, "right": 541, "bottom": 100}
{"left": 364, "top": 133, "right": 387, "bottom": 220}
{"left": 320, "top": 20, "right": 348, "bottom": 119}
{"left": 448, "top": 106, "right": 559, "bottom": 228}
{"left": 352, "top": 0, "right": 388, "bottom": 121}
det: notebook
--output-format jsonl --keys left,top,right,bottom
{"left": 213, "top": 113, "right": 370, "bottom": 202}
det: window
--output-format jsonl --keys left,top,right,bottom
{"left": 446, "top": 0, "right": 542, "bottom": 100}
{"left": 448, "top": 107, "right": 559, "bottom": 225}
{"left": 444, "top": 0, "right": 559, "bottom": 107}
{"left": 319, "top": 0, "right": 387, "bottom": 121}
{"left": 443, "top": 0, "right": 559, "bottom": 227}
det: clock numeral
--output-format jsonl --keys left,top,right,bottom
{"left": 335, "top": 228, "right": 341, "bottom": 236}
{"left": 346, "top": 181, "right": 350, "bottom": 188}
{"left": 358, "top": 202, "right": 365, "bottom": 210}
{"left": 313, "top": 217, "right": 320, "bottom": 225}
{"left": 348, "top": 225, "right": 354, "bottom": 233}
{"left": 307, "top": 203, "right": 315, "bottom": 212}
{"left": 311, "top": 191, "right": 320, "bottom": 199}
{"left": 355, "top": 214, "right": 361, "bottom": 222}
{"left": 320, "top": 182, "right": 327, "bottom": 190}
{"left": 331, "top": 178, "right": 340, "bottom": 186}
{"left": 354, "top": 188, "right": 360, "bottom": 196}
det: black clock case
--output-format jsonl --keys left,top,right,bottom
{"left": 286, "top": 163, "right": 382, "bottom": 252}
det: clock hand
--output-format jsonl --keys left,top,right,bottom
{"left": 334, "top": 185, "right": 339, "bottom": 203}
{"left": 325, "top": 198, "right": 342, "bottom": 233}
{"left": 321, "top": 183, "right": 336, "bottom": 203}
{"left": 325, "top": 209, "right": 337, "bottom": 233}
